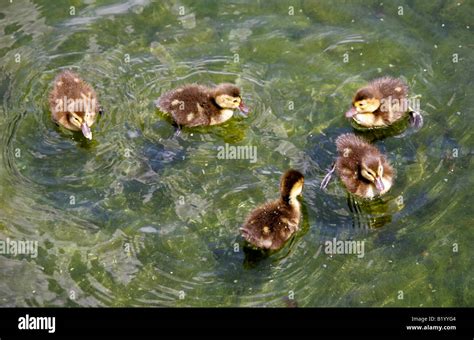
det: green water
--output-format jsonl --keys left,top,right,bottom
{"left": 0, "top": 0, "right": 472, "bottom": 307}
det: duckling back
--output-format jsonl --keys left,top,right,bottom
{"left": 371, "top": 76, "right": 408, "bottom": 101}
{"left": 241, "top": 169, "right": 304, "bottom": 250}
{"left": 49, "top": 70, "right": 98, "bottom": 117}
{"left": 335, "top": 133, "right": 379, "bottom": 157}
{"left": 156, "top": 85, "right": 220, "bottom": 127}
{"left": 370, "top": 77, "right": 409, "bottom": 124}
{"left": 241, "top": 200, "right": 300, "bottom": 250}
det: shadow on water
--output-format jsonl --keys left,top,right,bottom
{"left": 346, "top": 194, "right": 394, "bottom": 230}
{"left": 351, "top": 115, "right": 411, "bottom": 142}
{"left": 142, "top": 137, "right": 186, "bottom": 173}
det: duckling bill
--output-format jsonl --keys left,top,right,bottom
{"left": 49, "top": 70, "right": 100, "bottom": 140}
{"left": 155, "top": 83, "right": 248, "bottom": 128}
{"left": 241, "top": 169, "right": 304, "bottom": 250}
{"left": 321, "top": 133, "right": 394, "bottom": 199}
{"left": 346, "top": 76, "right": 423, "bottom": 129}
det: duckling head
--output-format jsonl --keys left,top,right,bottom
{"left": 346, "top": 87, "right": 381, "bottom": 118}
{"left": 360, "top": 155, "right": 386, "bottom": 193}
{"left": 280, "top": 169, "right": 304, "bottom": 203}
{"left": 68, "top": 111, "right": 93, "bottom": 140}
{"left": 213, "top": 83, "right": 249, "bottom": 116}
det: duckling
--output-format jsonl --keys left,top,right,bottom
{"left": 345, "top": 76, "right": 423, "bottom": 129}
{"left": 321, "top": 133, "right": 394, "bottom": 199}
{"left": 240, "top": 169, "right": 304, "bottom": 250}
{"left": 155, "top": 83, "right": 249, "bottom": 129}
{"left": 49, "top": 70, "right": 101, "bottom": 140}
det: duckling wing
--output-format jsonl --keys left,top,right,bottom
{"left": 335, "top": 157, "right": 359, "bottom": 194}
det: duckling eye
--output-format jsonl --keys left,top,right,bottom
{"left": 70, "top": 116, "right": 81, "bottom": 124}
{"left": 361, "top": 169, "right": 374, "bottom": 181}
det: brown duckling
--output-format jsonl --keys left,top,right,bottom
{"left": 49, "top": 70, "right": 101, "bottom": 140}
{"left": 155, "top": 83, "right": 248, "bottom": 129}
{"left": 345, "top": 76, "right": 423, "bottom": 129}
{"left": 321, "top": 133, "right": 394, "bottom": 199}
{"left": 240, "top": 169, "right": 304, "bottom": 250}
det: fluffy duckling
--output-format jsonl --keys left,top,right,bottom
{"left": 49, "top": 70, "right": 100, "bottom": 140}
{"left": 345, "top": 76, "right": 423, "bottom": 129}
{"left": 155, "top": 83, "right": 249, "bottom": 128}
{"left": 240, "top": 170, "right": 304, "bottom": 250}
{"left": 321, "top": 133, "right": 394, "bottom": 199}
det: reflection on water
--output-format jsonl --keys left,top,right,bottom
{"left": 0, "top": 0, "right": 472, "bottom": 307}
